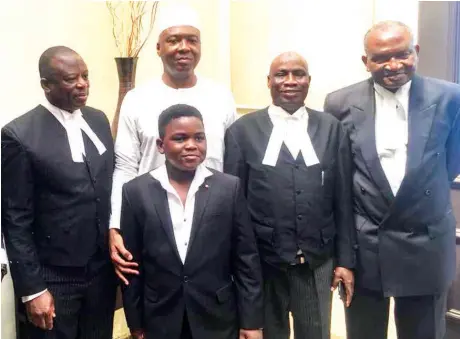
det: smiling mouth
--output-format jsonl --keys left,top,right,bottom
{"left": 75, "top": 95, "right": 88, "bottom": 101}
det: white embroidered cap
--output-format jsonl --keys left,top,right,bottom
{"left": 157, "top": 2, "right": 201, "bottom": 36}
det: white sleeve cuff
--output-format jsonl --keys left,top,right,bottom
{"left": 22, "top": 289, "right": 48, "bottom": 303}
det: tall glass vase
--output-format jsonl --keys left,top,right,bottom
{"left": 111, "top": 57, "right": 138, "bottom": 139}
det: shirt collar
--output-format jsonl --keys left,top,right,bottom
{"left": 268, "top": 104, "right": 308, "bottom": 122}
{"left": 42, "top": 97, "right": 82, "bottom": 121}
{"left": 150, "top": 163, "right": 213, "bottom": 195}
{"left": 161, "top": 75, "right": 201, "bottom": 92}
{"left": 374, "top": 80, "right": 411, "bottom": 103}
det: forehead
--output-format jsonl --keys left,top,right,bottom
{"left": 366, "top": 28, "right": 412, "bottom": 54}
{"left": 165, "top": 116, "right": 204, "bottom": 133}
{"left": 50, "top": 53, "right": 87, "bottom": 74}
{"left": 270, "top": 54, "right": 307, "bottom": 73}
{"left": 160, "top": 25, "right": 200, "bottom": 39}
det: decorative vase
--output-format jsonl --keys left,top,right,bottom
{"left": 111, "top": 57, "right": 138, "bottom": 139}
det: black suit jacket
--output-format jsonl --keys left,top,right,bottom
{"left": 324, "top": 75, "right": 460, "bottom": 296}
{"left": 1, "top": 105, "right": 114, "bottom": 297}
{"left": 224, "top": 108, "right": 356, "bottom": 269}
{"left": 120, "top": 170, "right": 263, "bottom": 339}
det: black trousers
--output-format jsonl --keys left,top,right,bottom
{"left": 346, "top": 287, "right": 448, "bottom": 339}
{"left": 262, "top": 259, "right": 334, "bottom": 339}
{"left": 20, "top": 259, "right": 117, "bottom": 339}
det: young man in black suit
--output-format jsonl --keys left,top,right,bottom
{"left": 2, "top": 46, "right": 116, "bottom": 338}
{"left": 120, "top": 104, "right": 263, "bottom": 339}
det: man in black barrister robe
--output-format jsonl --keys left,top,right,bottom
{"left": 2, "top": 46, "right": 116, "bottom": 339}
{"left": 224, "top": 51, "right": 356, "bottom": 339}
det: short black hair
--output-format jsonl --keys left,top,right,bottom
{"left": 39, "top": 46, "right": 78, "bottom": 80}
{"left": 158, "top": 104, "right": 203, "bottom": 138}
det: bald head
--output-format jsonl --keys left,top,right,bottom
{"left": 364, "top": 21, "right": 414, "bottom": 53}
{"left": 267, "top": 51, "right": 311, "bottom": 114}
{"left": 362, "top": 21, "right": 419, "bottom": 91}
{"left": 269, "top": 51, "right": 309, "bottom": 76}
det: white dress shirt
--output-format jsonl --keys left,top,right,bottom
{"left": 263, "top": 105, "right": 319, "bottom": 167}
{"left": 374, "top": 81, "right": 411, "bottom": 196}
{"left": 22, "top": 99, "right": 106, "bottom": 303}
{"left": 110, "top": 76, "right": 237, "bottom": 229}
{"left": 150, "top": 164, "right": 213, "bottom": 263}
{"left": 42, "top": 100, "right": 106, "bottom": 163}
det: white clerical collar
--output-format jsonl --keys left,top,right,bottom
{"left": 150, "top": 163, "right": 212, "bottom": 197}
{"left": 268, "top": 104, "right": 308, "bottom": 122}
{"left": 42, "top": 98, "right": 106, "bottom": 163}
{"left": 263, "top": 104, "right": 319, "bottom": 167}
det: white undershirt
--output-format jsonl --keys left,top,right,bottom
{"left": 41, "top": 99, "right": 106, "bottom": 162}
{"left": 263, "top": 105, "right": 319, "bottom": 167}
{"left": 374, "top": 81, "right": 411, "bottom": 196}
{"left": 150, "top": 164, "right": 213, "bottom": 263}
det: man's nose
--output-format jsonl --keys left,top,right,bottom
{"left": 178, "top": 39, "right": 191, "bottom": 51}
{"left": 285, "top": 72, "right": 296, "bottom": 84}
{"left": 386, "top": 57, "right": 402, "bottom": 71}
{"left": 76, "top": 76, "right": 88, "bottom": 88}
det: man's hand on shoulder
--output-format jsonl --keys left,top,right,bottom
{"left": 239, "top": 329, "right": 263, "bottom": 339}
{"left": 109, "top": 228, "right": 139, "bottom": 285}
{"left": 25, "top": 290, "right": 55, "bottom": 330}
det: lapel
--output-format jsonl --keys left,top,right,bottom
{"left": 405, "top": 75, "right": 437, "bottom": 172}
{"left": 185, "top": 175, "right": 213, "bottom": 261}
{"left": 150, "top": 179, "right": 182, "bottom": 263}
{"left": 350, "top": 79, "right": 394, "bottom": 205}
{"left": 306, "top": 107, "right": 320, "bottom": 146}
{"left": 39, "top": 105, "right": 69, "bottom": 145}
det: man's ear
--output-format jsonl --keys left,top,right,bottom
{"left": 40, "top": 78, "right": 51, "bottom": 93}
{"left": 156, "top": 138, "right": 165, "bottom": 154}
{"left": 267, "top": 75, "right": 271, "bottom": 89}
{"left": 156, "top": 42, "right": 161, "bottom": 56}
{"left": 361, "top": 55, "right": 369, "bottom": 72}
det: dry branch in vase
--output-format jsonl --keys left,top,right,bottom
{"left": 106, "top": 1, "right": 159, "bottom": 57}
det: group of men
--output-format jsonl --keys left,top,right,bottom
{"left": 2, "top": 6, "right": 459, "bottom": 339}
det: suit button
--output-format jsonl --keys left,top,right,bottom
{"left": 436, "top": 152, "right": 441, "bottom": 157}
{"left": 360, "top": 187, "right": 366, "bottom": 194}
{"left": 425, "top": 190, "right": 431, "bottom": 196}
{"left": 353, "top": 244, "right": 359, "bottom": 250}
{"left": 92, "top": 178, "right": 97, "bottom": 184}
{"left": 297, "top": 215, "right": 303, "bottom": 220}
{"left": 296, "top": 190, "right": 302, "bottom": 195}
{"left": 96, "top": 198, "right": 100, "bottom": 202}
{"left": 295, "top": 165, "right": 300, "bottom": 169}
{"left": 183, "top": 276, "right": 189, "bottom": 283}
